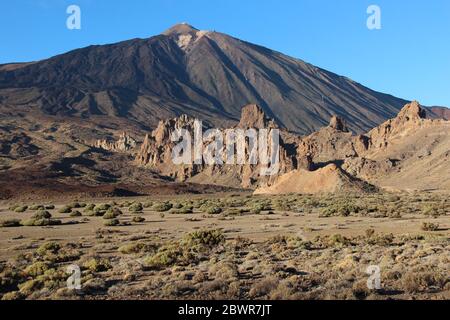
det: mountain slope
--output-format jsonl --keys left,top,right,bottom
{"left": 0, "top": 23, "right": 410, "bottom": 134}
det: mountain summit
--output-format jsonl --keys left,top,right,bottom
{"left": 162, "top": 23, "right": 200, "bottom": 36}
{"left": 0, "top": 23, "right": 412, "bottom": 134}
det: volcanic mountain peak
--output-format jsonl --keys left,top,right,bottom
{"left": 0, "top": 23, "right": 429, "bottom": 135}
{"left": 162, "top": 23, "right": 210, "bottom": 50}
{"left": 162, "top": 23, "right": 199, "bottom": 36}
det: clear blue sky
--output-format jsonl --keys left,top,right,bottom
{"left": 1, "top": 0, "right": 449, "bottom": 107}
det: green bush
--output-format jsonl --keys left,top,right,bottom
{"left": 84, "top": 204, "right": 95, "bottom": 211}
{"left": 58, "top": 205, "right": 72, "bottom": 214}
{"left": 70, "top": 210, "right": 82, "bottom": 217}
{"left": 29, "top": 205, "right": 45, "bottom": 211}
{"left": 104, "top": 219, "right": 120, "bottom": 227}
{"left": 21, "top": 218, "right": 62, "bottom": 227}
{"left": 36, "top": 242, "right": 61, "bottom": 256}
{"left": 24, "top": 262, "right": 51, "bottom": 277}
{"left": 14, "top": 206, "right": 28, "bottom": 213}
{"left": 183, "top": 229, "right": 225, "bottom": 247}
{"left": 152, "top": 202, "right": 173, "bottom": 212}
{"left": 200, "top": 205, "right": 222, "bottom": 214}
{"left": 31, "top": 210, "right": 52, "bottom": 219}
{"left": 129, "top": 203, "right": 143, "bottom": 213}
{"left": 83, "top": 258, "right": 111, "bottom": 272}
{"left": 143, "top": 244, "right": 188, "bottom": 270}
{"left": 143, "top": 201, "right": 153, "bottom": 208}
{"left": 132, "top": 216, "right": 145, "bottom": 223}
{"left": 103, "top": 208, "right": 122, "bottom": 219}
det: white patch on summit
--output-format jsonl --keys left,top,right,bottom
{"left": 176, "top": 30, "right": 210, "bottom": 51}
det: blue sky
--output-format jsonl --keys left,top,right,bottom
{"left": 1, "top": 0, "right": 449, "bottom": 107}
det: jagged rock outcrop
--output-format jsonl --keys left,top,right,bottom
{"left": 136, "top": 115, "right": 203, "bottom": 181}
{"left": 135, "top": 100, "right": 449, "bottom": 193}
{"left": 94, "top": 132, "right": 137, "bottom": 153}
{"left": 367, "top": 101, "right": 431, "bottom": 151}
{"left": 295, "top": 116, "right": 368, "bottom": 167}
{"left": 238, "top": 104, "right": 278, "bottom": 129}
{"left": 329, "top": 116, "right": 349, "bottom": 132}
{"left": 135, "top": 105, "right": 296, "bottom": 187}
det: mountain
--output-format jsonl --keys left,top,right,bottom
{"left": 0, "top": 23, "right": 412, "bottom": 135}
{"left": 429, "top": 106, "right": 450, "bottom": 120}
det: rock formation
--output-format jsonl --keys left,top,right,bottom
{"left": 94, "top": 132, "right": 137, "bottom": 153}
{"left": 254, "top": 164, "right": 377, "bottom": 195}
{"left": 133, "top": 100, "right": 449, "bottom": 193}
{"left": 135, "top": 104, "right": 296, "bottom": 187}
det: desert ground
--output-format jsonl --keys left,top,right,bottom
{"left": 0, "top": 191, "right": 448, "bottom": 300}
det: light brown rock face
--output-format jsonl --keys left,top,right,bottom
{"left": 255, "top": 101, "right": 450, "bottom": 194}
{"left": 94, "top": 132, "right": 137, "bottom": 153}
{"left": 238, "top": 104, "right": 278, "bottom": 129}
{"left": 329, "top": 116, "right": 349, "bottom": 132}
{"left": 254, "top": 164, "right": 376, "bottom": 195}
{"left": 295, "top": 116, "right": 369, "bottom": 167}
{"left": 134, "top": 100, "right": 449, "bottom": 193}
{"left": 367, "top": 101, "right": 437, "bottom": 152}
{"left": 135, "top": 105, "right": 296, "bottom": 187}
{"left": 135, "top": 115, "right": 203, "bottom": 181}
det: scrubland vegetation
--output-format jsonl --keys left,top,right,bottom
{"left": 0, "top": 192, "right": 448, "bottom": 300}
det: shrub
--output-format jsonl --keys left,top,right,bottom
{"left": 94, "top": 203, "right": 111, "bottom": 212}
{"left": 83, "top": 258, "right": 111, "bottom": 272}
{"left": 58, "top": 205, "right": 72, "bottom": 214}
{"left": 14, "top": 206, "right": 28, "bottom": 213}
{"left": 24, "top": 262, "right": 51, "bottom": 277}
{"left": 84, "top": 204, "right": 95, "bottom": 211}
{"left": 132, "top": 216, "right": 145, "bottom": 223}
{"left": 1, "top": 291, "right": 24, "bottom": 300}
{"left": 45, "top": 205, "right": 55, "bottom": 210}
{"left": 183, "top": 229, "right": 225, "bottom": 247}
{"left": 143, "top": 201, "right": 153, "bottom": 208}
{"left": 421, "top": 222, "right": 439, "bottom": 231}
{"left": 249, "top": 203, "right": 265, "bottom": 214}
{"left": 103, "top": 208, "right": 122, "bottom": 219}
{"left": 104, "top": 219, "right": 120, "bottom": 227}
{"left": 0, "top": 219, "right": 22, "bottom": 228}
{"left": 403, "top": 271, "right": 446, "bottom": 293}
{"left": 152, "top": 202, "right": 173, "bottom": 212}
{"left": 31, "top": 210, "right": 52, "bottom": 219}
{"left": 70, "top": 210, "right": 82, "bottom": 217}
{"left": 29, "top": 205, "right": 45, "bottom": 211}
{"left": 201, "top": 205, "right": 222, "bottom": 215}
{"left": 69, "top": 202, "right": 82, "bottom": 208}
{"left": 21, "top": 218, "right": 62, "bottom": 227}
{"left": 143, "top": 245, "right": 187, "bottom": 270}
{"left": 249, "top": 277, "right": 278, "bottom": 298}
{"left": 18, "top": 279, "right": 43, "bottom": 295}
{"left": 129, "top": 203, "right": 143, "bottom": 213}
{"left": 118, "top": 242, "right": 153, "bottom": 254}
{"left": 37, "top": 242, "right": 61, "bottom": 256}
{"left": 172, "top": 203, "right": 183, "bottom": 209}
